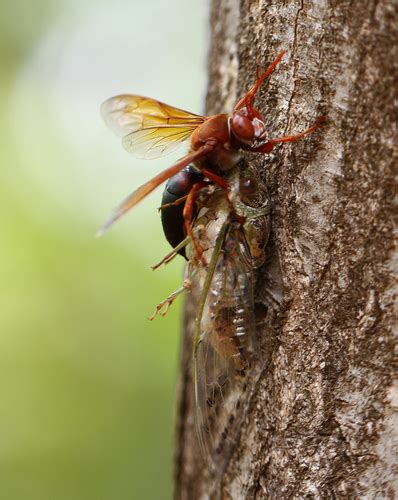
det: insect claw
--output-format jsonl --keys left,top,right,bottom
{"left": 149, "top": 296, "right": 175, "bottom": 320}
{"left": 149, "top": 298, "right": 174, "bottom": 321}
{"left": 194, "top": 249, "right": 207, "bottom": 267}
{"left": 148, "top": 309, "right": 160, "bottom": 321}
{"left": 149, "top": 282, "right": 190, "bottom": 320}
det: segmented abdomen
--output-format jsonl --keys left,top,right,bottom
{"left": 207, "top": 241, "right": 255, "bottom": 371}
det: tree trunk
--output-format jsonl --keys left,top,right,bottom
{"left": 175, "top": 1, "right": 397, "bottom": 498}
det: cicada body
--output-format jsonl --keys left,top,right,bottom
{"left": 184, "top": 161, "right": 271, "bottom": 464}
{"left": 152, "top": 158, "right": 270, "bottom": 462}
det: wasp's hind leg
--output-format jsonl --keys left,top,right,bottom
{"left": 183, "top": 181, "right": 208, "bottom": 266}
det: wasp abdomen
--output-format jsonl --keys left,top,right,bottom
{"left": 160, "top": 166, "right": 203, "bottom": 259}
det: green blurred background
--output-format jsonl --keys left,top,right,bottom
{"left": 0, "top": 1, "right": 207, "bottom": 498}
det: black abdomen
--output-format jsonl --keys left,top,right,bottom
{"left": 160, "top": 166, "right": 203, "bottom": 259}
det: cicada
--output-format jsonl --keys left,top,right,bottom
{"left": 152, "top": 158, "right": 271, "bottom": 465}
{"left": 99, "top": 51, "right": 323, "bottom": 235}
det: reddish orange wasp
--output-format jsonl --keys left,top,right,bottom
{"left": 98, "top": 51, "right": 323, "bottom": 236}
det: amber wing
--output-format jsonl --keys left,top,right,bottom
{"left": 101, "top": 95, "right": 205, "bottom": 159}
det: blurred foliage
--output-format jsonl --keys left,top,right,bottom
{"left": 0, "top": 0, "right": 206, "bottom": 498}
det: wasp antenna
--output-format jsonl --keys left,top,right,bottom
{"left": 97, "top": 145, "right": 215, "bottom": 237}
{"left": 235, "top": 51, "right": 285, "bottom": 111}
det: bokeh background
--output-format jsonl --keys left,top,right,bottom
{"left": 0, "top": 1, "right": 208, "bottom": 498}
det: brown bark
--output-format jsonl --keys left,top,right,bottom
{"left": 176, "top": 1, "right": 397, "bottom": 498}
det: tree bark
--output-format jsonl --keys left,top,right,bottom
{"left": 175, "top": 1, "right": 397, "bottom": 498}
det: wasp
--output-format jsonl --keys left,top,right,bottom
{"left": 98, "top": 51, "right": 323, "bottom": 238}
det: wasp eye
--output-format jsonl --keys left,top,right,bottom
{"left": 231, "top": 114, "right": 255, "bottom": 141}
{"left": 239, "top": 177, "right": 257, "bottom": 196}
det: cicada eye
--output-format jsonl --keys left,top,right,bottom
{"left": 231, "top": 113, "right": 255, "bottom": 141}
{"left": 239, "top": 176, "right": 258, "bottom": 196}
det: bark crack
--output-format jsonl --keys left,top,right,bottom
{"left": 284, "top": 0, "right": 305, "bottom": 134}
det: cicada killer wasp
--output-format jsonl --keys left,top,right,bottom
{"left": 98, "top": 51, "right": 323, "bottom": 237}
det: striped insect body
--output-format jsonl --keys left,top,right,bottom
{"left": 188, "top": 163, "right": 271, "bottom": 465}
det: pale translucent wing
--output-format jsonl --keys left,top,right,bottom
{"left": 192, "top": 222, "right": 257, "bottom": 467}
{"left": 101, "top": 95, "right": 205, "bottom": 159}
{"left": 122, "top": 126, "right": 195, "bottom": 160}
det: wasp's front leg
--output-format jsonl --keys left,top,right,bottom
{"left": 248, "top": 115, "right": 325, "bottom": 153}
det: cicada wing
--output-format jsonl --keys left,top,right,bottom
{"left": 192, "top": 222, "right": 257, "bottom": 467}
{"left": 101, "top": 95, "right": 205, "bottom": 159}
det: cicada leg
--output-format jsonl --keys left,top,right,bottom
{"left": 151, "top": 235, "right": 191, "bottom": 270}
{"left": 149, "top": 279, "right": 191, "bottom": 320}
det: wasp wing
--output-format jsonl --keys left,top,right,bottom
{"left": 192, "top": 221, "right": 257, "bottom": 468}
{"left": 101, "top": 95, "right": 205, "bottom": 159}
{"left": 96, "top": 143, "right": 214, "bottom": 235}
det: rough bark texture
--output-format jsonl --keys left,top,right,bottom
{"left": 176, "top": 1, "right": 397, "bottom": 498}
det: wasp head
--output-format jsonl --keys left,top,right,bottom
{"left": 230, "top": 51, "right": 285, "bottom": 147}
{"left": 230, "top": 107, "right": 266, "bottom": 145}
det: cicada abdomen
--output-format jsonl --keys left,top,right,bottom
{"left": 205, "top": 224, "right": 256, "bottom": 373}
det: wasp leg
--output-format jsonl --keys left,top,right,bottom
{"left": 151, "top": 235, "right": 191, "bottom": 270}
{"left": 200, "top": 168, "right": 244, "bottom": 222}
{"left": 200, "top": 169, "right": 228, "bottom": 190}
{"left": 97, "top": 140, "right": 217, "bottom": 236}
{"left": 249, "top": 115, "right": 325, "bottom": 153}
{"left": 157, "top": 194, "right": 189, "bottom": 211}
{"left": 183, "top": 181, "right": 208, "bottom": 266}
{"left": 149, "top": 279, "right": 192, "bottom": 320}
